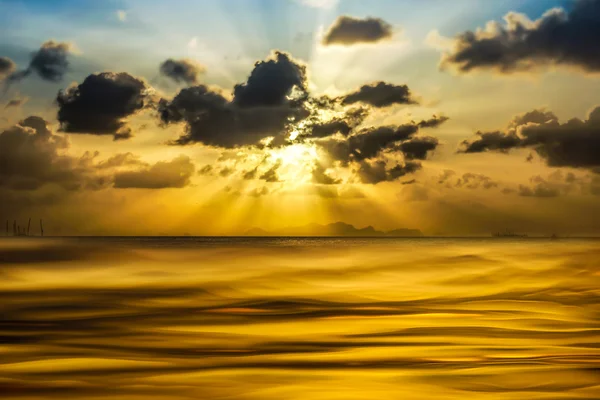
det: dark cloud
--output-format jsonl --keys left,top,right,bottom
{"left": 459, "top": 107, "right": 600, "bottom": 169}
{"left": 0, "top": 116, "right": 196, "bottom": 195}
{"left": 160, "top": 52, "right": 309, "bottom": 148}
{"left": 259, "top": 160, "right": 281, "bottom": 182}
{"left": 509, "top": 109, "right": 558, "bottom": 127}
{"left": 340, "top": 82, "right": 416, "bottom": 108}
{"left": 324, "top": 125, "right": 418, "bottom": 163}
{"left": 312, "top": 164, "right": 342, "bottom": 185}
{"left": 300, "top": 107, "right": 369, "bottom": 139}
{"left": 418, "top": 115, "right": 449, "bottom": 128}
{"left": 233, "top": 51, "right": 307, "bottom": 107}
{"left": 4, "top": 97, "right": 28, "bottom": 109}
{"left": 57, "top": 72, "right": 151, "bottom": 140}
{"left": 460, "top": 131, "right": 521, "bottom": 153}
{"left": 159, "top": 58, "right": 206, "bottom": 85}
{"left": 219, "top": 167, "right": 235, "bottom": 177}
{"left": 155, "top": 51, "right": 443, "bottom": 185}
{"left": 113, "top": 155, "right": 195, "bottom": 189}
{"left": 27, "top": 40, "right": 72, "bottom": 81}
{"left": 356, "top": 160, "right": 421, "bottom": 184}
{"left": 397, "top": 137, "right": 439, "bottom": 160}
{"left": 0, "top": 56, "right": 16, "bottom": 80}
{"left": 319, "top": 116, "right": 447, "bottom": 165}
{"left": 322, "top": 16, "right": 393, "bottom": 46}
{"left": 243, "top": 167, "right": 258, "bottom": 180}
{"left": 198, "top": 165, "right": 213, "bottom": 175}
{"left": 310, "top": 119, "right": 352, "bottom": 138}
{"left": 0, "top": 117, "right": 105, "bottom": 191}
{"left": 6, "top": 41, "right": 73, "bottom": 84}
{"left": 455, "top": 173, "right": 498, "bottom": 190}
{"left": 518, "top": 183, "right": 560, "bottom": 198}
{"left": 440, "top": 0, "right": 600, "bottom": 74}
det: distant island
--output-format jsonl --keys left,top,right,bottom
{"left": 244, "top": 222, "right": 423, "bottom": 237}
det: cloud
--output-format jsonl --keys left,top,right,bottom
{"left": 159, "top": 58, "right": 206, "bottom": 85}
{"left": 303, "top": 107, "right": 369, "bottom": 139}
{"left": 0, "top": 116, "right": 196, "bottom": 194}
{"left": 418, "top": 115, "right": 449, "bottom": 128}
{"left": 437, "top": 169, "right": 456, "bottom": 185}
{"left": 312, "top": 164, "right": 342, "bottom": 184}
{"left": 518, "top": 183, "right": 560, "bottom": 198}
{"left": 455, "top": 173, "right": 498, "bottom": 190}
{"left": 0, "top": 117, "right": 106, "bottom": 191}
{"left": 397, "top": 137, "right": 439, "bottom": 160}
{"left": 198, "top": 165, "right": 213, "bottom": 175}
{"left": 340, "top": 82, "right": 417, "bottom": 108}
{"left": 459, "top": 107, "right": 600, "bottom": 169}
{"left": 437, "top": 170, "right": 500, "bottom": 191}
{"left": 310, "top": 119, "right": 352, "bottom": 138}
{"left": 160, "top": 51, "right": 309, "bottom": 148}
{"left": 219, "top": 167, "right": 235, "bottom": 177}
{"left": 460, "top": 131, "right": 521, "bottom": 153}
{"left": 259, "top": 160, "right": 282, "bottom": 182}
{"left": 0, "top": 56, "right": 16, "bottom": 81}
{"left": 96, "top": 152, "right": 145, "bottom": 169}
{"left": 322, "top": 16, "right": 393, "bottom": 46}
{"left": 318, "top": 116, "right": 447, "bottom": 165}
{"left": 4, "top": 97, "right": 28, "bottom": 109}
{"left": 439, "top": 0, "right": 600, "bottom": 74}
{"left": 309, "top": 115, "right": 447, "bottom": 184}
{"left": 7, "top": 41, "right": 73, "bottom": 84}
{"left": 511, "top": 171, "right": 596, "bottom": 198}
{"left": 319, "top": 125, "right": 417, "bottom": 164}
{"left": 113, "top": 155, "right": 195, "bottom": 189}
{"left": 233, "top": 51, "right": 307, "bottom": 107}
{"left": 155, "top": 50, "right": 444, "bottom": 185}
{"left": 158, "top": 50, "right": 430, "bottom": 170}
{"left": 356, "top": 160, "right": 421, "bottom": 184}
{"left": 57, "top": 72, "right": 151, "bottom": 140}
{"left": 243, "top": 166, "right": 258, "bottom": 180}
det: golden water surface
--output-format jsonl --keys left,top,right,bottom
{"left": 1, "top": 237, "right": 599, "bottom": 399}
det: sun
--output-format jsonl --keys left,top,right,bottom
{"left": 266, "top": 143, "right": 320, "bottom": 184}
{"left": 271, "top": 143, "right": 319, "bottom": 166}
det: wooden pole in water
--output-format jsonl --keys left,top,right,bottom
{"left": 5, "top": 220, "right": 8, "bottom": 236}
{"left": 27, "top": 218, "right": 31, "bottom": 236}
{"left": 40, "top": 219, "right": 44, "bottom": 237}
{"left": 13, "top": 220, "right": 16, "bottom": 236}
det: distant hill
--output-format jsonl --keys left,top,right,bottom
{"left": 244, "top": 222, "right": 423, "bottom": 237}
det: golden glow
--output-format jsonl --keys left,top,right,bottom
{"left": 2, "top": 239, "right": 599, "bottom": 399}
{"left": 271, "top": 143, "right": 318, "bottom": 166}
{"left": 269, "top": 143, "right": 320, "bottom": 184}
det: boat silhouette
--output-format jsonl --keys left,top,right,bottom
{"left": 492, "top": 230, "right": 528, "bottom": 238}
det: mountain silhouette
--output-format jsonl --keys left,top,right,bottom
{"left": 244, "top": 222, "right": 422, "bottom": 237}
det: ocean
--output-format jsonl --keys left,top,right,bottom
{"left": 1, "top": 237, "right": 599, "bottom": 399}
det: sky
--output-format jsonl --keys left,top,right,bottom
{"left": 1, "top": 0, "right": 599, "bottom": 236}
